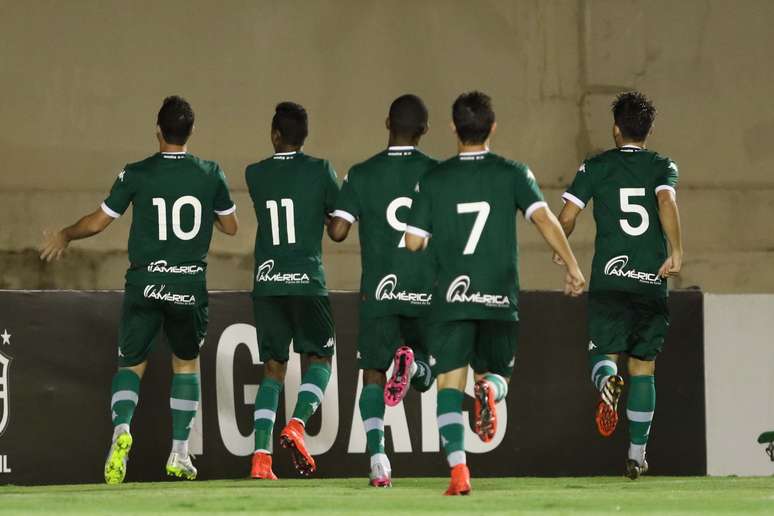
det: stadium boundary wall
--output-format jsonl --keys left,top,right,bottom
{"left": 0, "top": 290, "right": 707, "bottom": 485}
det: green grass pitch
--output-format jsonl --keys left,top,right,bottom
{"left": 0, "top": 477, "right": 771, "bottom": 515}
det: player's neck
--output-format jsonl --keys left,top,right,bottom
{"left": 387, "top": 135, "right": 419, "bottom": 148}
{"left": 457, "top": 141, "right": 489, "bottom": 154}
{"left": 159, "top": 143, "right": 187, "bottom": 154}
{"left": 273, "top": 144, "right": 302, "bottom": 154}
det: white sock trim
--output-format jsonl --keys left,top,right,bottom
{"left": 299, "top": 383, "right": 324, "bottom": 402}
{"left": 363, "top": 417, "right": 384, "bottom": 433}
{"left": 254, "top": 409, "right": 277, "bottom": 423}
{"left": 447, "top": 450, "right": 466, "bottom": 467}
{"left": 254, "top": 449, "right": 271, "bottom": 455}
{"left": 112, "top": 423, "right": 130, "bottom": 442}
{"left": 628, "top": 443, "right": 647, "bottom": 463}
{"left": 172, "top": 439, "right": 189, "bottom": 456}
{"left": 437, "top": 412, "right": 464, "bottom": 429}
{"left": 370, "top": 453, "right": 390, "bottom": 468}
{"left": 111, "top": 390, "right": 139, "bottom": 408}
{"left": 170, "top": 398, "right": 199, "bottom": 411}
{"left": 627, "top": 409, "right": 654, "bottom": 423}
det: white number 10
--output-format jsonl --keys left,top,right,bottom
{"left": 457, "top": 201, "right": 490, "bottom": 255}
{"left": 152, "top": 196, "right": 202, "bottom": 241}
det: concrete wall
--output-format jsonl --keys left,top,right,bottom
{"left": 1, "top": 0, "right": 773, "bottom": 291}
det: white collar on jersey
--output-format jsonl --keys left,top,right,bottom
{"left": 387, "top": 146, "right": 414, "bottom": 151}
{"left": 274, "top": 151, "right": 298, "bottom": 156}
{"left": 620, "top": 144, "right": 644, "bottom": 152}
{"left": 458, "top": 149, "right": 489, "bottom": 157}
{"left": 161, "top": 151, "right": 186, "bottom": 159}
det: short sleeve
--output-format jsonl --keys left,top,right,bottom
{"left": 332, "top": 168, "right": 360, "bottom": 223}
{"left": 655, "top": 160, "right": 679, "bottom": 196}
{"left": 562, "top": 161, "right": 593, "bottom": 209}
{"left": 101, "top": 167, "right": 134, "bottom": 218}
{"left": 405, "top": 179, "right": 432, "bottom": 238}
{"left": 515, "top": 165, "right": 547, "bottom": 221}
{"left": 323, "top": 161, "right": 340, "bottom": 214}
{"left": 214, "top": 166, "right": 236, "bottom": 215}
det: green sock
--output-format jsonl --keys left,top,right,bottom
{"left": 170, "top": 373, "right": 200, "bottom": 455}
{"left": 292, "top": 362, "right": 331, "bottom": 424}
{"left": 359, "top": 383, "right": 386, "bottom": 458}
{"left": 254, "top": 377, "right": 283, "bottom": 454}
{"left": 482, "top": 373, "right": 508, "bottom": 402}
{"left": 627, "top": 375, "right": 656, "bottom": 449}
{"left": 410, "top": 360, "right": 434, "bottom": 393}
{"left": 110, "top": 369, "right": 140, "bottom": 437}
{"left": 437, "top": 388, "right": 465, "bottom": 468}
{"left": 590, "top": 354, "right": 618, "bottom": 391}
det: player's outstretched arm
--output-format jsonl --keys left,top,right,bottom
{"left": 530, "top": 206, "right": 585, "bottom": 296}
{"left": 552, "top": 202, "right": 582, "bottom": 266}
{"left": 656, "top": 190, "right": 683, "bottom": 278}
{"left": 327, "top": 217, "right": 351, "bottom": 242}
{"left": 39, "top": 207, "right": 114, "bottom": 262}
{"left": 215, "top": 212, "right": 239, "bottom": 236}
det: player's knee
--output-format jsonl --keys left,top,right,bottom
{"left": 264, "top": 359, "right": 288, "bottom": 381}
{"left": 363, "top": 369, "right": 386, "bottom": 386}
{"left": 171, "top": 355, "right": 198, "bottom": 374}
{"left": 628, "top": 356, "right": 655, "bottom": 376}
{"left": 121, "top": 361, "right": 147, "bottom": 379}
{"left": 309, "top": 354, "right": 332, "bottom": 367}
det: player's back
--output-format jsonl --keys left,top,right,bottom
{"left": 106, "top": 152, "right": 234, "bottom": 285}
{"left": 337, "top": 147, "right": 438, "bottom": 316}
{"left": 568, "top": 146, "right": 678, "bottom": 297}
{"left": 409, "top": 151, "right": 545, "bottom": 321}
{"left": 246, "top": 151, "right": 339, "bottom": 296}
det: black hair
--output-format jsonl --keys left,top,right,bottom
{"left": 157, "top": 96, "right": 194, "bottom": 145}
{"left": 612, "top": 91, "right": 656, "bottom": 141}
{"left": 452, "top": 91, "right": 495, "bottom": 145}
{"left": 388, "top": 94, "right": 429, "bottom": 140}
{"left": 272, "top": 102, "right": 308, "bottom": 147}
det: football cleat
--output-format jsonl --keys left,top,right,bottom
{"left": 251, "top": 452, "right": 278, "bottom": 480}
{"left": 104, "top": 432, "right": 133, "bottom": 485}
{"left": 625, "top": 458, "right": 649, "bottom": 480}
{"left": 474, "top": 379, "right": 497, "bottom": 443}
{"left": 166, "top": 452, "right": 198, "bottom": 480}
{"left": 280, "top": 419, "right": 316, "bottom": 476}
{"left": 444, "top": 464, "right": 471, "bottom": 496}
{"left": 369, "top": 454, "right": 392, "bottom": 487}
{"left": 385, "top": 346, "right": 415, "bottom": 407}
{"left": 596, "top": 375, "right": 625, "bottom": 437}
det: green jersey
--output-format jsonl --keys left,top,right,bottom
{"left": 246, "top": 151, "right": 339, "bottom": 296}
{"left": 102, "top": 152, "right": 236, "bottom": 286}
{"left": 406, "top": 151, "right": 546, "bottom": 322}
{"left": 563, "top": 145, "right": 679, "bottom": 297}
{"left": 333, "top": 146, "right": 439, "bottom": 318}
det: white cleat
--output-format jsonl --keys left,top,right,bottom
{"left": 369, "top": 454, "right": 392, "bottom": 487}
{"left": 166, "top": 452, "right": 198, "bottom": 480}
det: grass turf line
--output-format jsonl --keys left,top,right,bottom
{"left": 0, "top": 477, "right": 772, "bottom": 515}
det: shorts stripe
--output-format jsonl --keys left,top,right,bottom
{"left": 363, "top": 417, "right": 384, "bottom": 433}
{"left": 627, "top": 409, "right": 654, "bottom": 422}
{"left": 254, "top": 409, "right": 276, "bottom": 423}
{"left": 170, "top": 398, "right": 199, "bottom": 412}
{"left": 111, "top": 391, "right": 138, "bottom": 408}
{"left": 437, "top": 412, "right": 464, "bottom": 429}
{"left": 446, "top": 450, "right": 466, "bottom": 467}
{"left": 299, "top": 383, "right": 324, "bottom": 402}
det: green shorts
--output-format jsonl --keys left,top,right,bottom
{"left": 426, "top": 319, "right": 519, "bottom": 377}
{"left": 588, "top": 291, "right": 670, "bottom": 361}
{"left": 252, "top": 295, "right": 335, "bottom": 363}
{"left": 119, "top": 282, "right": 208, "bottom": 367}
{"left": 357, "top": 314, "right": 429, "bottom": 371}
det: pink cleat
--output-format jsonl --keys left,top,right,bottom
{"left": 384, "top": 346, "right": 415, "bottom": 407}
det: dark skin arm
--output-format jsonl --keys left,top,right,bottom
{"left": 40, "top": 208, "right": 114, "bottom": 262}
{"left": 327, "top": 217, "right": 352, "bottom": 242}
{"left": 215, "top": 212, "right": 239, "bottom": 236}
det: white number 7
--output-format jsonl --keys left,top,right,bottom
{"left": 457, "top": 201, "right": 490, "bottom": 255}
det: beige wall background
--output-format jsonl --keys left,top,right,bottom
{"left": 0, "top": 0, "right": 772, "bottom": 292}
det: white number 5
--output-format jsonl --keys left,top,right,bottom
{"left": 619, "top": 188, "right": 649, "bottom": 236}
{"left": 457, "top": 201, "right": 490, "bottom": 255}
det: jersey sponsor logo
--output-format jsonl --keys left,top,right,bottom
{"left": 143, "top": 284, "right": 196, "bottom": 306}
{"left": 146, "top": 260, "right": 204, "bottom": 275}
{"left": 118, "top": 170, "right": 126, "bottom": 182}
{"left": 604, "top": 255, "right": 662, "bottom": 286}
{"left": 374, "top": 274, "right": 431, "bottom": 305}
{"left": 255, "top": 259, "right": 310, "bottom": 285}
{"left": 445, "top": 275, "right": 509, "bottom": 308}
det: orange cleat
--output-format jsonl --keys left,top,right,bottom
{"left": 596, "top": 375, "right": 624, "bottom": 437}
{"left": 280, "top": 419, "right": 316, "bottom": 476}
{"left": 250, "top": 452, "right": 278, "bottom": 480}
{"left": 474, "top": 379, "right": 497, "bottom": 443}
{"left": 444, "top": 464, "right": 471, "bottom": 496}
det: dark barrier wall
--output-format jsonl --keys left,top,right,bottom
{"left": 0, "top": 290, "right": 704, "bottom": 485}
